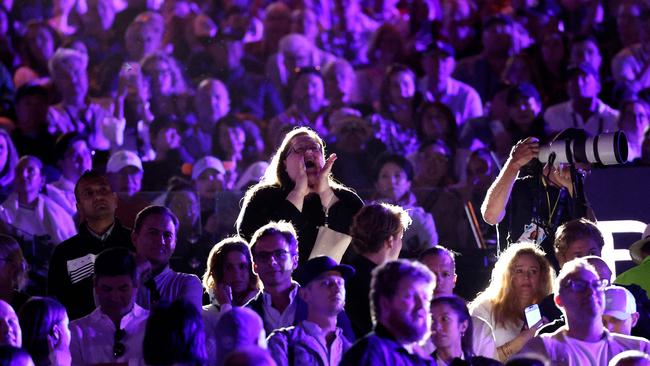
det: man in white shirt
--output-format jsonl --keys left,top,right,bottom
{"left": 267, "top": 255, "right": 355, "bottom": 366}
{"left": 420, "top": 40, "right": 483, "bottom": 126}
{"left": 519, "top": 258, "right": 650, "bottom": 365}
{"left": 70, "top": 247, "right": 148, "bottom": 365}
{"left": 544, "top": 62, "right": 618, "bottom": 136}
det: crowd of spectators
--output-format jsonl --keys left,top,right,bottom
{"left": 0, "top": 0, "right": 648, "bottom": 365}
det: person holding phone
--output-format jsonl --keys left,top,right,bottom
{"left": 469, "top": 242, "right": 554, "bottom": 362}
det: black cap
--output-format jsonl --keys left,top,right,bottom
{"left": 567, "top": 62, "right": 599, "bottom": 81}
{"left": 295, "top": 256, "right": 355, "bottom": 287}
{"left": 423, "top": 40, "right": 455, "bottom": 58}
{"left": 506, "top": 83, "right": 541, "bottom": 106}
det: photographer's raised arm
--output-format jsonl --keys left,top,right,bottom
{"left": 481, "top": 138, "right": 540, "bottom": 225}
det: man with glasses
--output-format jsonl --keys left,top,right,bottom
{"left": 70, "top": 247, "right": 148, "bottom": 365}
{"left": 246, "top": 221, "right": 355, "bottom": 339}
{"left": 520, "top": 258, "right": 649, "bottom": 364}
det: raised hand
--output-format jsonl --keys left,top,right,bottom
{"left": 509, "top": 137, "right": 540, "bottom": 170}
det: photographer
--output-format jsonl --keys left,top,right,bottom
{"left": 481, "top": 136, "right": 591, "bottom": 270}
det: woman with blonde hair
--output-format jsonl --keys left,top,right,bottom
{"left": 469, "top": 242, "right": 554, "bottom": 361}
{"left": 0, "top": 234, "right": 29, "bottom": 310}
{"left": 236, "top": 127, "right": 363, "bottom": 262}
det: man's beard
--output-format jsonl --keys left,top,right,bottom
{"left": 387, "top": 309, "right": 429, "bottom": 344}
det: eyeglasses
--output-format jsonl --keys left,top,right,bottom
{"left": 288, "top": 144, "right": 321, "bottom": 155}
{"left": 253, "top": 249, "right": 292, "bottom": 263}
{"left": 562, "top": 278, "right": 609, "bottom": 293}
{"left": 113, "top": 328, "right": 126, "bottom": 358}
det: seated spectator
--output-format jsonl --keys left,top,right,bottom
{"left": 320, "top": 0, "right": 378, "bottom": 66}
{"left": 246, "top": 221, "right": 355, "bottom": 340}
{"left": 133, "top": 205, "right": 203, "bottom": 310}
{"left": 419, "top": 247, "right": 497, "bottom": 358}
{"left": 268, "top": 33, "right": 336, "bottom": 98}
{"left": 244, "top": 2, "right": 291, "bottom": 69}
{"left": 215, "top": 307, "right": 266, "bottom": 366}
{"left": 70, "top": 247, "right": 147, "bottom": 365}
{"left": 10, "top": 85, "right": 56, "bottom": 166}
{"left": 602, "top": 286, "right": 639, "bottom": 336}
{"left": 355, "top": 24, "right": 406, "bottom": 106}
{"left": 48, "top": 170, "right": 134, "bottom": 320}
{"left": 0, "top": 128, "right": 18, "bottom": 203}
{"left": 46, "top": 48, "right": 113, "bottom": 151}
{"left": 106, "top": 150, "right": 149, "bottom": 227}
{"left": 141, "top": 117, "right": 192, "bottom": 192}
{"left": 611, "top": 7, "right": 650, "bottom": 94}
{"left": 469, "top": 242, "right": 554, "bottom": 361}
{"left": 18, "top": 297, "right": 71, "bottom": 366}
{"left": 79, "top": 0, "right": 121, "bottom": 69}
{"left": 519, "top": 258, "right": 650, "bottom": 363}
{"left": 370, "top": 64, "right": 419, "bottom": 156}
{"left": 503, "top": 83, "right": 547, "bottom": 146}
{"left": 202, "top": 237, "right": 260, "bottom": 364}
{"left": 412, "top": 139, "right": 456, "bottom": 190}
{"left": 15, "top": 22, "right": 58, "bottom": 87}
{"left": 123, "top": 11, "right": 164, "bottom": 63}
{"left": 340, "top": 259, "right": 435, "bottom": 365}
{"left": 0, "top": 346, "right": 33, "bottom": 366}
{"left": 327, "top": 109, "right": 387, "bottom": 193}
{"left": 183, "top": 79, "right": 230, "bottom": 161}
{"left": 48, "top": 132, "right": 92, "bottom": 218}
{"left": 430, "top": 296, "right": 500, "bottom": 365}
{"left": 212, "top": 116, "right": 265, "bottom": 186}
{"left": 140, "top": 52, "right": 190, "bottom": 122}
{"left": 544, "top": 62, "right": 619, "bottom": 136}
{"left": 344, "top": 202, "right": 411, "bottom": 338}
{"left": 372, "top": 153, "right": 438, "bottom": 257}
{"left": 618, "top": 99, "right": 650, "bottom": 162}
{"left": 143, "top": 300, "right": 207, "bottom": 366}
{"left": 267, "top": 67, "right": 329, "bottom": 147}
{"left": 0, "top": 300, "right": 20, "bottom": 347}
{"left": 420, "top": 40, "right": 483, "bottom": 127}
{"left": 190, "top": 156, "right": 231, "bottom": 238}
{"left": 267, "top": 256, "right": 355, "bottom": 366}
{"left": 322, "top": 58, "right": 360, "bottom": 111}
{"left": 0, "top": 155, "right": 75, "bottom": 247}
{"left": 415, "top": 102, "right": 459, "bottom": 155}
{"left": 0, "top": 235, "right": 28, "bottom": 311}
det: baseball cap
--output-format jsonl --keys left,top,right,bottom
{"left": 106, "top": 150, "right": 143, "bottom": 173}
{"left": 191, "top": 156, "right": 225, "bottom": 180}
{"left": 629, "top": 223, "right": 650, "bottom": 264}
{"left": 294, "top": 256, "right": 355, "bottom": 287}
{"left": 604, "top": 286, "right": 637, "bottom": 320}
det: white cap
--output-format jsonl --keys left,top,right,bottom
{"left": 191, "top": 156, "right": 225, "bottom": 180}
{"left": 604, "top": 286, "right": 637, "bottom": 320}
{"left": 106, "top": 150, "right": 143, "bottom": 173}
{"left": 234, "top": 161, "right": 269, "bottom": 190}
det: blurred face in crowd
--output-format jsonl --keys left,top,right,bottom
{"left": 292, "top": 73, "right": 325, "bottom": 113}
{"left": 15, "top": 158, "right": 43, "bottom": 197}
{"left": 541, "top": 32, "right": 565, "bottom": 67}
{"left": 108, "top": 166, "right": 143, "bottom": 197}
{"left": 75, "top": 176, "right": 117, "bottom": 222}
{"left": 210, "top": 39, "right": 244, "bottom": 71}
{"left": 301, "top": 271, "right": 346, "bottom": 317}
{"left": 559, "top": 238, "right": 602, "bottom": 266}
{"left": 291, "top": 10, "right": 318, "bottom": 42}
{"left": 421, "top": 253, "right": 456, "bottom": 297}
{"left": 168, "top": 191, "right": 199, "bottom": 230}
{"left": 381, "top": 276, "right": 433, "bottom": 344}
{"left": 376, "top": 162, "right": 411, "bottom": 202}
{"left": 153, "top": 126, "right": 181, "bottom": 154}
{"left": 15, "top": 94, "right": 49, "bottom": 134}
{"left": 252, "top": 233, "right": 297, "bottom": 288}
{"left": 133, "top": 213, "right": 177, "bottom": 270}
{"left": 284, "top": 133, "right": 325, "bottom": 188}
{"left": 420, "top": 105, "right": 452, "bottom": 141}
{"left": 620, "top": 102, "right": 650, "bottom": 141}
{"left": 509, "top": 96, "right": 541, "bottom": 129}
{"left": 424, "top": 54, "right": 455, "bottom": 84}
{"left": 26, "top": 25, "right": 55, "bottom": 66}
{"left": 324, "top": 64, "right": 355, "bottom": 105}
{"left": 0, "top": 300, "right": 20, "bottom": 347}
{"left": 284, "top": 46, "right": 313, "bottom": 80}
{"left": 54, "top": 58, "right": 88, "bottom": 99}
{"left": 218, "top": 124, "right": 246, "bottom": 158}
{"left": 144, "top": 59, "right": 174, "bottom": 97}
{"left": 125, "top": 23, "right": 161, "bottom": 61}
{"left": 95, "top": 274, "right": 137, "bottom": 319}
{"left": 415, "top": 143, "right": 449, "bottom": 187}
{"left": 59, "top": 140, "right": 92, "bottom": 181}
{"left": 511, "top": 254, "right": 541, "bottom": 303}
{"left": 570, "top": 40, "right": 602, "bottom": 72}
{"left": 195, "top": 80, "right": 230, "bottom": 124}
{"left": 195, "top": 168, "right": 224, "bottom": 200}
{"left": 557, "top": 267, "right": 605, "bottom": 321}
{"left": 389, "top": 71, "right": 415, "bottom": 105}
{"left": 221, "top": 250, "right": 251, "bottom": 295}
{"left": 482, "top": 22, "right": 515, "bottom": 58}
{"left": 264, "top": 4, "right": 291, "bottom": 42}
{"left": 430, "top": 302, "right": 468, "bottom": 350}
{"left": 568, "top": 72, "right": 599, "bottom": 100}
{"left": 334, "top": 118, "right": 372, "bottom": 150}
{"left": 466, "top": 152, "right": 495, "bottom": 190}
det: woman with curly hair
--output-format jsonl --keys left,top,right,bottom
{"left": 469, "top": 242, "right": 554, "bottom": 361}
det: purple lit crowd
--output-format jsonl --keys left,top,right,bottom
{"left": 0, "top": 0, "right": 649, "bottom": 365}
